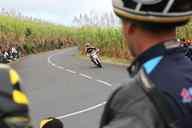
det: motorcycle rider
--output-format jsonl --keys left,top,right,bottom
{"left": 100, "top": 0, "right": 192, "bottom": 128}
{"left": 85, "top": 43, "right": 100, "bottom": 57}
{"left": 84, "top": 43, "right": 102, "bottom": 67}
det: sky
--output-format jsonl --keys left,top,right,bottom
{"left": 0, "top": 0, "right": 113, "bottom": 25}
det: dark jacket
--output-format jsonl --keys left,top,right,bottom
{"left": 100, "top": 40, "right": 192, "bottom": 128}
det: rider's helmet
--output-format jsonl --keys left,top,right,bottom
{"left": 85, "top": 43, "right": 91, "bottom": 47}
{"left": 0, "top": 64, "right": 31, "bottom": 128}
{"left": 112, "top": 0, "right": 192, "bottom": 27}
{"left": 40, "top": 117, "right": 63, "bottom": 128}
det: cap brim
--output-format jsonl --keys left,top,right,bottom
{"left": 114, "top": 7, "right": 191, "bottom": 23}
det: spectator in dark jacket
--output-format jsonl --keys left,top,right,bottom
{"left": 100, "top": 0, "right": 192, "bottom": 128}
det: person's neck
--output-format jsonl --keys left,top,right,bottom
{"left": 134, "top": 32, "right": 176, "bottom": 57}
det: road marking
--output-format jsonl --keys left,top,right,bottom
{"left": 57, "top": 66, "right": 65, "bottom": 69}
{"left": 48, "top": 50, "right": 113, "bottom": 119}
{"left": 65, "top": 69, "right": 77, "bottom": 74}
{"left": 56, "top": 102, "right": 106, "bottom": 119}
{"left": 51, "top": 63, "right": 56, "bottom": 66}
{"left": 48, "top": 52, "right": 64, "bottom": 67}
{"left": 79, "top": 73, "right": 93, "bottom": 80}
{"left": 96, "top": 80, "right": 112, "bottom": 87}
{"left": 48, "top": 56, "right": 52, "bottom": 64}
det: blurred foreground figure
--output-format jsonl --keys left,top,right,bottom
{"left": 40, "top": 117, "right": 63, "bottom": 128}
{"left": 100, "top": 0, "right": 192, "bottom": 128}
{"left": 0, "top": 64, "right": 32, "bottom": 128}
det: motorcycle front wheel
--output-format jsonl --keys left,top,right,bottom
{"left": 91, "top": 58, "right": 102, "bottom": 68}
{"left": 95, "top": 58, "right": 102, "bottom": 68}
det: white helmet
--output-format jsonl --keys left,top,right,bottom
{"left": 112, "top": 0, "right": 192, "bottom": 24}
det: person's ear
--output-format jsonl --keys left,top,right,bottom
{"left": 123, "top": 21, "right": 135, "bottom": 35}
{"left": 122, "top": 22, "right": 135, "bottom": 41}
{"left": 127, "top": 23, "right": 135, "bottom": 34}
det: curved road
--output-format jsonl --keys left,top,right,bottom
{"left": 11, "top": 47, "right": 129, "bottom": 128}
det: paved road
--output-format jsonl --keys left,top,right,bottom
{"left": 11, "top": 47, "right": 129, "bottom": 128}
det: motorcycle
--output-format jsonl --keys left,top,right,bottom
{"left": 89, "top": 49, "right": 102, "bottom": 68}
{"left": 185, "top": 45, "right": 192, "bottom": 60}
{"left": 1, "top": 52, "right": 11, "bottom": 63}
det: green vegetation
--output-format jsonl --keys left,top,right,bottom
{"left": 73, "top": 27, "right": 130, "bottom": 59}
{"left": 177, "top": 20, "right": 192, "bottom": 39}
{"left": 72, "top": 22, "right": 192, "bottom": 60}
{"left": 75, "top": 22, "right": 192, "bottom": 60}
{"left": 0, "top": 15, "right": 75, "bottom": 54}
{"left": 0, "top": 15, "right": 191, "bottom": 60}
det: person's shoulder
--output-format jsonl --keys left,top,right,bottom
{"left": 110, "top": 79, "right": 146, "bottom": 109}
{"left": 152, "top": 50, "right": 192, "bottom": 76}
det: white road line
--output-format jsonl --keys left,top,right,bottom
{"left": 51, "top": 63, "right": 56, "bottom": 66}
{"left": 79, "top": 73, "right": 93, "bottom": 80}
{"left": 48, "top": 55, "right": 56, "bottom": 67}
{"left": 57, "top": 66, "right": 65, "bottom": 69}
{"left": 65, "top": 69, "right": 77, "bottom": 74}
{"left": 56, "top": 102, "right": 106, "bottom": 119}
{"left": 47, "top": 56, "right": 52, "bottom": 64}
{"left": 48, "top": 51, "right": 113, "bottom": 119}
{"left": 48, "top": 52, "right": 64, "bottom": 66}
{"left": 96, "top": 80, "right": 112, "bottom": 87}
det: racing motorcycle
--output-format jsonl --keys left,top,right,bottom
{"left": 88, "top": 49, "right": 102, "bottom": 68}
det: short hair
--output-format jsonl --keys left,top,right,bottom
{"left": 122, "top": 17, "right": 189, "bottom": 32}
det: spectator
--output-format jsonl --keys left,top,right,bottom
{"left": 100, "top": 0, "right": 192, "bottom": 128}
{"left": 0, "top": 64, "right": 32, "bottom": 128}
{"left": 40, "top": 117, "right": 63, "bottom": 128}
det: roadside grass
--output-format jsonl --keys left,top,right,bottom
{"left": 0, "top": 15, "right": 76, "bottom": 54}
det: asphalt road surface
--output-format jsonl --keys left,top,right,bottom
{"left": 11, "top": 47, "right": 129, "bottom": 128}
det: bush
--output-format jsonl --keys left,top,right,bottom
{"left": 23, "top": 43, "right": 34, "bottom": 54}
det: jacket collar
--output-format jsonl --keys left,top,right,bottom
{"left": 127, "top": 39, "right": 185, "bottom": 77}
